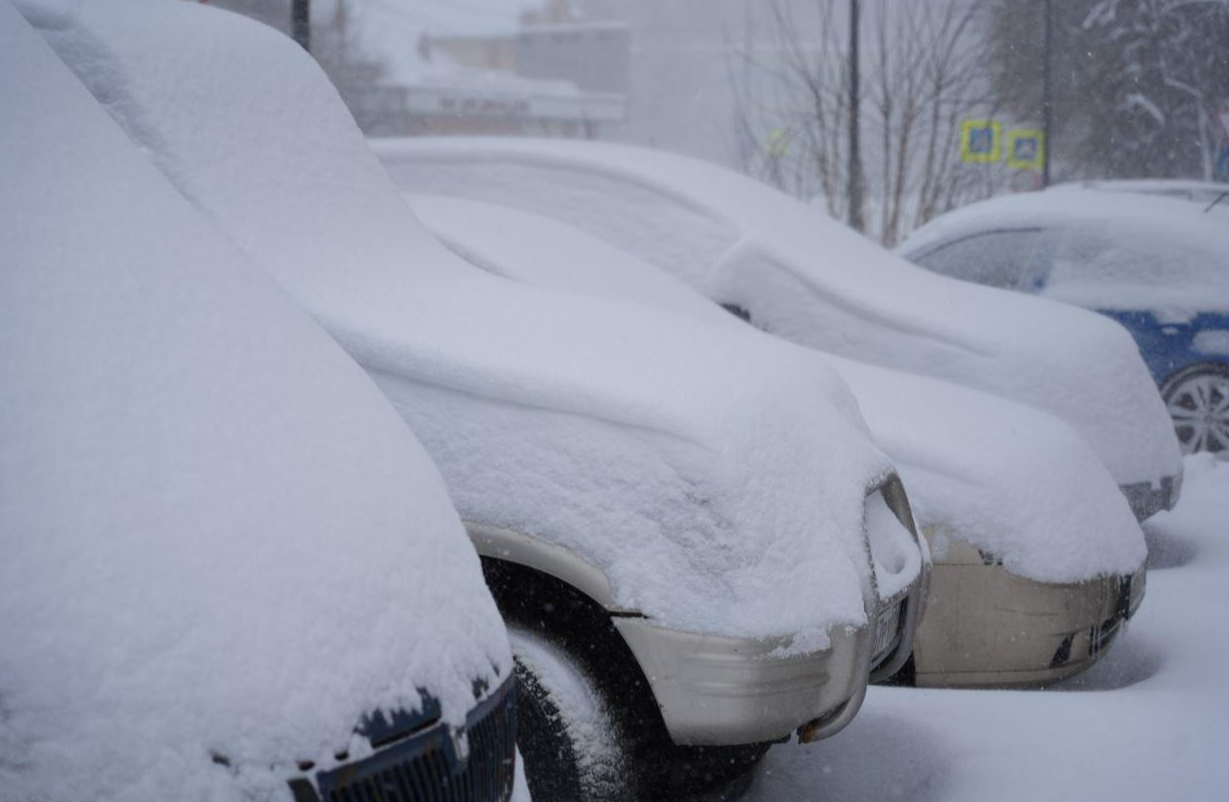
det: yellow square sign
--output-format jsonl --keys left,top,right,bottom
{"left": 1006, "top": 129, "right": 1045, "bottom": 170}
{"left": 961, "top": 119, "right": 1002, "bottom": 163}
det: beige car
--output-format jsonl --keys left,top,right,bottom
{"left": 914, "top": 531, "right": 1145, "bottom": 687}
{"left": 407, "top": 189, "right": 1153, "bottom": 690}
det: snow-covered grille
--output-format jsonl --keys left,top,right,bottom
{"left": 299, "top": 676, "right": 517, "bottom": 802}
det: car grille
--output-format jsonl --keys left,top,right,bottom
{"left": 871, "top": 599, "right": 904, "bottom": 666}
{"left": 291, "top": 675, "right": 517, "bottom": 802}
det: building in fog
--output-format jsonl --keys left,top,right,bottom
{"left": 403, "top": 21, "right": 629, "bottom": 138}
{"left": 200, "top": 0, "right": 627, "bottom": 139}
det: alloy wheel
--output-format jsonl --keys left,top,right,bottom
{"left": 1164, "top": 366, "right": 1229, "bottom": 454}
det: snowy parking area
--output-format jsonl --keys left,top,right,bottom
{"left": 746, "top": 454, "right": 1228, "bottom": 802}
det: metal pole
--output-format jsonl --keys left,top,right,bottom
{"left": 848, "top": 0, "right": 865, "bottom": 230}
{"left": 1042, "top": 0, "right": 1053, "bottom": 186}
{"left": 292, "top": 0, "right": 311, "bottom": 52}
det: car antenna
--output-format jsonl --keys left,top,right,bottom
{"left": 1205, "top": 191, "right": 1227, "bottom": 213}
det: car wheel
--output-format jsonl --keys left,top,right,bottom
{"left": 1161, "top": 363, "right": 1229, "bottom": 454}
{"left": 510, "top": 626, "right": 635, "bottom": 802}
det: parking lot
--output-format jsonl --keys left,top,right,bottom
{"left": 5, "top": 2, "right": 1228, "bottom": 801}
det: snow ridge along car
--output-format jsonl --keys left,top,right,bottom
{"left": 411, "top": 192, "right": 1150, "bottom": 689}
{"left": 373, "top": 136, "right": 1185, "bottom": 521}
{"left": 24, "top": 1, "right": 926, "bottom": 798}
{"left": 0, "top": 8, "right": 515, "bottom": 801}
{"left": 899, "top": 183, "right": 1229, "bottom": 455}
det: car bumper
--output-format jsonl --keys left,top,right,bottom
{"left": 1121, "top": 472, "right": 1182, "bottom": 521}
{"left": 912, "top": 531, "right": 1146, "bottom": 688}
{"left": 612, "top": 564, "right": 927, "bottom": 747}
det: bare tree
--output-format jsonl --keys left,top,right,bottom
{"left": 730, "top": 0, "right": 1006, "bottom": 246}
{"left": 312, "top": 0, "right": 390, "bottom": 132}
{"left": 987, "top": 0, "right": 1229, "bottom": 180}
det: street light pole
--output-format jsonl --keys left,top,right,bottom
{"left": 847, "top": 0, "right": 865, "bottom": 231}
{"left": 292, "top": 0, "right": 311, "bottom": 53}
{"left": 1042, "top": 0, "right": 1053, "bottom": 186}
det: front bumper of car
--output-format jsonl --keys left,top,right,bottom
{"left": 287, "top": 674, "right": 517, "bottom": 802}
{"left": 911, "top": 528, "right": 1146, "bottom": 688}
{"left": 613, "top": 579, "right": 924, "bottom": 747}
{"left": 613, "top": 477, "right": 929, "bottom": 748}
{"left": 465, "top": 472, "right": 929, "bottom": 750}
{"left": 1121, "top": 472, "right": 1182, "bottom": 521}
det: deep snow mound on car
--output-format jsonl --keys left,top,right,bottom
{"left": 413, "top": 194, "right": 1147, "bottom": 584}
{"left": 374, "top": 136, "right": 1183, "bottom": 494}
{"left": 901, "top": 186, "right": 1229, "bottom": 321}
{"left": 22, "top": 0, "right": 900, "bottom": 640}
{"left": 0, "top": 5, "right": 509, "bottom": 800}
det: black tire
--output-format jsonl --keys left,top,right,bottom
{"left": 511, "top": 627, "right": 635, "bottom": 802}
{"left": 1161, "top": 362, "right": 1229, "bottom": 454}
{"left": 484, "top": 559, "right": 768, "bottom": 802}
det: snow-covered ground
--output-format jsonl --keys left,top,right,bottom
{"left": 746, "top": 453, "right": 1229, "bottom": 802}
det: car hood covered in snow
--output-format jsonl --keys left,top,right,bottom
{"left": 900, "top": 185, "right": 1229, "bottom": 321}
{"left": 373, "top": 137, "right": 1184, "bottom": 495}
{"left": 413, "top": 194, "right": 1147, "bottom": 583}
{"left": 22, "top": 0, "right": 899, "bottom": 641}
{"left": 0, "top": 6, "right": 509, "bottom": 800}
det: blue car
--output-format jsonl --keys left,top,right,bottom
{"left": 899, "top": 183, "right": 1229, "bottom": 454}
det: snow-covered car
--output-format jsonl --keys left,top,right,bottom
{"left": 24, "top": 1, "right": 926, "bottom": 798}
{"left": 899, "top": 185, "right": 1229, "bottom": 455}
{"left": 1070, "top": 179, "right": 1229, "bottom": 209}
{"left": 0, "top": 9, "right": 515, "bottom": 802}
{"left": 373, "top": 137, "right": 1185, "bottom": 520}
{"left": 412, "top": 192, "right": 1150, "bottom": 689}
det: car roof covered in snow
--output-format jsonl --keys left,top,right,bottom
{"left": 900, "top": 185, "right": 1229, "bottom": 318}
{"left": 372, "top": 135, "right": 1183, "bottom": 492}
{"left": 1067, "top": 178, "right": 1229, "bottom": 207}
{"left": 0, "top": 5, "right": 510, "bottom": 799}
{"left": 25, "top": 0, "right": 901, "bottom": 642}
{"left": 412, "top": 193, "right": 1146, "bottom": 583}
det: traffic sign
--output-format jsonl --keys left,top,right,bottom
{"left": 1006, "top": 129, "right": 1045, "bottom": 170}
{"left": 961, "top": 119, "right": 1002, "bottom": 164}
{"left": 766, "top": 128, "right": 792, "bottom": 158}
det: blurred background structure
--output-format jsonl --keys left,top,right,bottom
{"left": 200, "top": 0, "right": 1229, "bottom": 244}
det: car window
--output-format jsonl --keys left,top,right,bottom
{"left": 915, "top": 229, "right": 1050, "bottom": 291}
